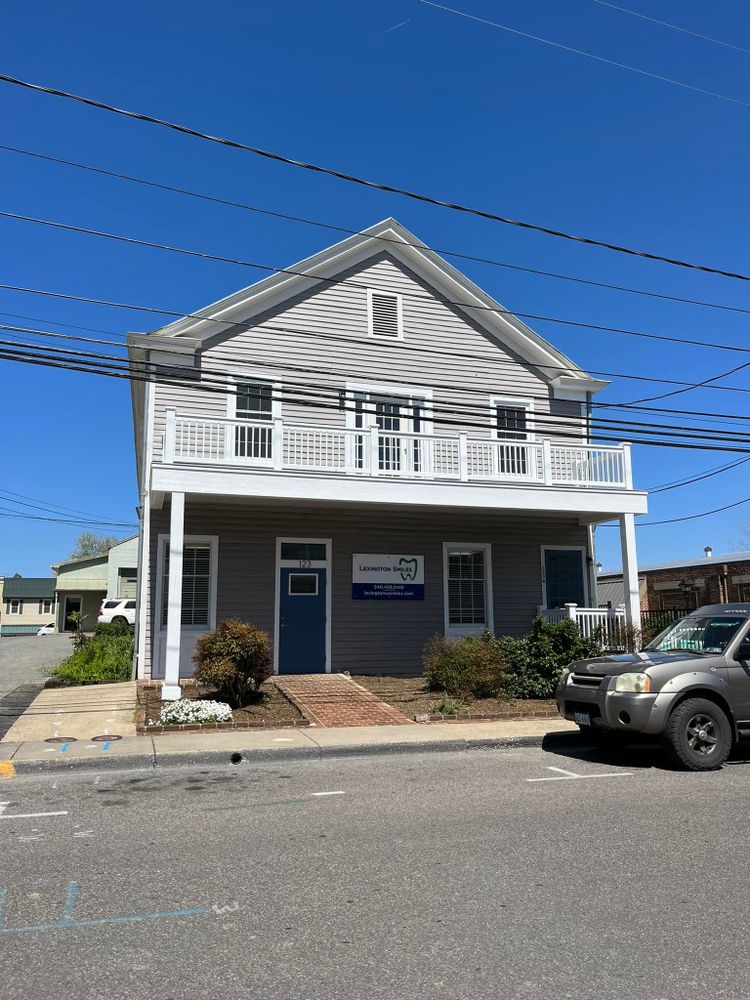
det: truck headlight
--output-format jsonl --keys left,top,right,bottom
{"left": 559, "top": 667, "right": 571, "bottom": 685}
{"left": 614, "top": 672, "right": 651, "bottom": 693}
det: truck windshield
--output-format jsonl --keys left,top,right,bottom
{"left": 645, "top": 615, "right": 747, "bottom": 655}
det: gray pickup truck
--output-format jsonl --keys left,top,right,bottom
{"left": 556, "top": 603, "right": 750, "bottom": 770}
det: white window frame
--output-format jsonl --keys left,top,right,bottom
{"left": 366, "top": 288, "right": 404, "bottom": 341}
{"left": 39, "top": 598, "right": 55, "bottom": 615}
{"left": 490, "top": 396, "right": 535, "bottom": 441}
{"left": 344, "top": 381, "right": 434, "bottom": 434}
{"left": 227, "top": 371, "right": 282, "bottom": 422}
{"left": 442, "top": 542, "right": 494, "bottom": 636}
{"left": 155, "top": 534, "right": 219, "bottom": 636}
{"left": 7, "top": 598, "right": 22, "bottom": 615}
{"left": 540, "top": 544, "right": 589, "bottom": 609}
{"left": 288, "top": 573, "right": 319, "bottom": 597}
{"left": 274, "top": 537, "right": 332, "bottom": 675}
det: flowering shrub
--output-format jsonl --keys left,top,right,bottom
{"left": 157, "top": 699, "right": 232, "bottom": 726}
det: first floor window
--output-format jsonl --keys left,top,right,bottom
{"left": 445, "top": 545, "right": 491, "bottom": 630}
{"left": 161, "top": 543, "right": 212, "bottom": 627}
{"left": 39, "top": 598, "right": 54, "bottom": 614}
{"left": 6, "top": 599, "right": 22, "bottom": 615}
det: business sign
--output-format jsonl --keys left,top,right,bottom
{"left": 352, "top": 554, "right": 425, "bottom": 600}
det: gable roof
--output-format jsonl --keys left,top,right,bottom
{"left": 3, "top": 577, "right": 56, "bottom": 599}
{"left": 127, "top": 217, "right": 606, "bottom": 393}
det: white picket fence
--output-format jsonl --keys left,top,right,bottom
{"left": 540, "top": 603, "right": 628, "bottom": 650}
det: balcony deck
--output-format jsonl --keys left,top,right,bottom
{"left": 163, "top": 411, "right": 633, "bottom": 490}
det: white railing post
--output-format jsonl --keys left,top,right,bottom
{"left": 272, "top": 419, "right": 284, "bottom": 471}
{"left": 621, "top": 441, "right": 633, "bottom": 489}
{"left": 164, "top": 409, "right": 176, "bottom": 463}
{"left": 564, "top": 603, "right": 578, "bottom": 621}
{"left": 369, "top": 425, "right": 380, "bottom": 476}
{"left": 542, "top": 438, "right": 552, "bottom": 485}
{"left": 162, "top": 491, "right": 185, "bottom": 702}
{"left": 458, "top": 433, "right": 469, "bottom": 481}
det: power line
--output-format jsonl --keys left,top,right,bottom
{"left": 589, "top": 1, "right": 750, "bottom": 56}
{"left": 7, "top": 321, "right": 750, "bottom": 443}
{"left": 620, "top": 359, "right": 750, "bottom": 407}
{"left": 639, "top": 495, "right": 750, "bottom": 526}
{"left": 0, "top": 507, "right": 136, "bottom": 528}
{"left": 649, "top": 456, "right": 750, "bottom": 494}
{"left": 4, "top": 141, "right": 750, "bottom": 318}
{"left": 4, "top": 335, "right": 750, "bottom": 454}
{"left": 2, "top": 73, "right": 750, "bottom": 281}
{"left": 0, "top": 487, "right": 125, "bottom": 522}
{"left": 4, "top": 208, "right": 750, "bottom": 357}
{"left": 419, "top": 1, "right": 750, "bottom": 109}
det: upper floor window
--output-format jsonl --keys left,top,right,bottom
{"left": 367, "top": 289, "right": 403, "bottom": 340}
{"left": 492, "top": 398, "right": 533, "bottom": 441}
{"left": 236, "top": 380, "right": 274, "bottom": 421}
{"left": 7, "top": 599, "right": 22, "bottom": 615}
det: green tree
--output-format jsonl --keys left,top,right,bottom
{"left": 68, "top": 532, "right": 121, "bottom": 560}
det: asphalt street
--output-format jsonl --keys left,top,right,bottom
{"left": 2, "top": 738, "right": 749, "bottom": 1000}
{"left": 0, "top": 634, "right": 71, "bottom": 697}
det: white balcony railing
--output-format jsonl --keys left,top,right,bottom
{"left": 540, "top": 604, "right": 627, "bottom": 649}
{"left": 163, "top": 411, "right": 633, "bottom": 490}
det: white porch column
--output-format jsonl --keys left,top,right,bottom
{"left": 162, "top": 491, "right": 185, "bottom": 701}
{"left": 619, "top": 512, "right": 641, "bottom": 633}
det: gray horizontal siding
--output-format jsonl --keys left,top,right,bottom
{"left": 150, "top": 253, "right": 585, "bottom": 463}
{"left": 146, "top": 501, "right": 589, "bottom": 678}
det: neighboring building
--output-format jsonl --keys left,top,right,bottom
{"left": 597, "top": 549, "right": 750, "bottom": 613}
{"left": 127, "top": 218, "right": 647, "bottom": 694}
{"left": 52, "top": 535, "right": 139, "bottom": 632}
{"left": 1, "top": 576, "right": 57, "bottom": 636}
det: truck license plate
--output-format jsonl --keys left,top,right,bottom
{"left": 574, "top": 711, "right": 591, "bottom": 727}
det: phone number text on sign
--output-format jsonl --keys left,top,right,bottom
{"left": 352, "top": 554, "right": 425, "bottom": 600}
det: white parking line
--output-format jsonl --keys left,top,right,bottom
{"left": 0, "top": 801, "right": 68, "bottom": 820}
{"left": 526, "top": 766, "right": 632, "bottom": 783}
{"left": 311, "top": 791, "right": 345, "bottom": 797}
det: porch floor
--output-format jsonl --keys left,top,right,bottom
{"left": 274, "top": 674, "right": 411, "bottom": 728}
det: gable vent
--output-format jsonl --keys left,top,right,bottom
{"left": 368, "top": 290, "right": 402, "bottom": 339}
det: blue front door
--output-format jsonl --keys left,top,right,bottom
{"left": 278, "top": 568, "right": 327, "bottom": 674}
{"left": 544, "top": 549, "right": 586, "bottom": 609}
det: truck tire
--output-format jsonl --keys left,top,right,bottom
{"left": 664, "top": 697, "right": 732, "bottom": 771}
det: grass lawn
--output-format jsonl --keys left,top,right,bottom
{"left": 139, "top": 679, "right": 303, "bottom": 727}
{"left": 353, "top": 676, "right": 557, "bottom": 719}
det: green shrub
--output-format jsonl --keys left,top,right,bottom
{"left": 193, "top": 619, "right": 272, "bottom": 708}
{"left": 500, "top": 617, "right": 602, "bottom": 699}
{"left": 55, "top": 632, "right": 133, "bottom": 685}
{"left": 95, "top": 620, "right": 133, "bottom": 638}
{"left": 423, "top": 632, "right": 507, "bottom": 700}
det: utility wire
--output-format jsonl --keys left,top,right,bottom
{"left": 620, "top": 359, "right": 750, "bottom": 407}
{"left": 638, "top": 495, "right": 750, "bottom": 526}
{"left": 6, "top": 322, "right": 750, "bottom": 442}
{"left": 3, "top": 337, "right": 750, "bottom": 453}
{"left": 0, "top": 487, "right": 125, "bottom": 523}
{"left": 4, "top": 141, "right": 750, "bottom": 318}
{"left": 589, "top": 1, "right": 750, "bottom": 56}
{"left": 648, "top": 456, "right": 750, "bottom": 494}
{"left": 0, "top": 506, "right": 136, "bottom": 528}
{"left": 4, "top": 209, "right": 750, "bottom": 357}
{"left": 419, "top": 1, "right": 750, "bottom": 109}
{"left": 2, "top": 72, "right": 750, "bottom": 280}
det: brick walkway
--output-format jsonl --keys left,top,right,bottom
{"left": 273, "top": 674, "right": 412, "bottom": 728}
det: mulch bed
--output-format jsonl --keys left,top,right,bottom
{"left": 352, "top": 676, "right": 557, "bottom": 722}
{"left": 136, "top": 679, "right": 305, "bottom": 734}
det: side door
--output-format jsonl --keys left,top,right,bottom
{"left": 727, "top": 626, "right": 750, "bottom": 723}
{"left": 278, "top": 569, "right": 327, "bottom": 675}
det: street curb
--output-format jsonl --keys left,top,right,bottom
{"left": 6, "top": 731, "right": 576, "bottom": 776}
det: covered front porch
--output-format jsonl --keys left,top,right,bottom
{"left": 141, "top": 488, "right": 645, "bottom": 697}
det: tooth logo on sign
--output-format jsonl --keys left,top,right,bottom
{"left": 398, "top": 558, "right": 418, "bottom": 581}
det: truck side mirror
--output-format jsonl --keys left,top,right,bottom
{"left": 734, "top": 641, "right": 750, "bottom": 662}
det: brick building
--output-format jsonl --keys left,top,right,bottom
{"left": 597, "top": 549, "right": 750, "bottom": 613}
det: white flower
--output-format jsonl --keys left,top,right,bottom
{"left": 158, "top": 699, "right": 233, "bottom": 725}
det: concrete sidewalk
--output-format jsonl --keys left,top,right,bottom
{"left": 2, "top": 681, "right": 137, "bottom": 742}
{"left": 0, "top": 716, "right": 578, "bottom": 775}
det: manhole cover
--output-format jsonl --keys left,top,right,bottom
{"left": 91, "top": 734, "right": 122, "bottom": 742}
{"left": 44, "top": 736, "right": 77, "bottom": 744}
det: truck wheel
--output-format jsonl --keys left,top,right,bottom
{"left": 664, "top": 698, "right": 732, "bottom": 771}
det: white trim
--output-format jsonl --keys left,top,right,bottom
{"left": 442, "top": 542, "right": 494, "bottom": 636}
{"left": 274, "top": 537, "right": 332, "bottom": 675}
{"left": 151, "top": 465, "right": 648, "bottom": 516}
{"left": 155, "top": 533, "right": 219, "bottom": 637}
{"left": 344, "top": 380, "right": 434, "bottom": 437}
{"left": 540, "top": 545, "right": 589, "bottom": 609}
{"left": 366, "top": 287, "right": 404, "bottom": 341}
{"left": 490, "top": 395, "right": 535, "bottom": 441}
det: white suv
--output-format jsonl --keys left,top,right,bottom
{"left": 98, "top": 598, "right": 136, "bottom": 626}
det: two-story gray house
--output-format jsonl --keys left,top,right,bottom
{"left": 128, "top": 219, "right": 646, "bottom": 698}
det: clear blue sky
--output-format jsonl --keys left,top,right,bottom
{"left": 2, "top": 0, "right": 749, "bottom": 576}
